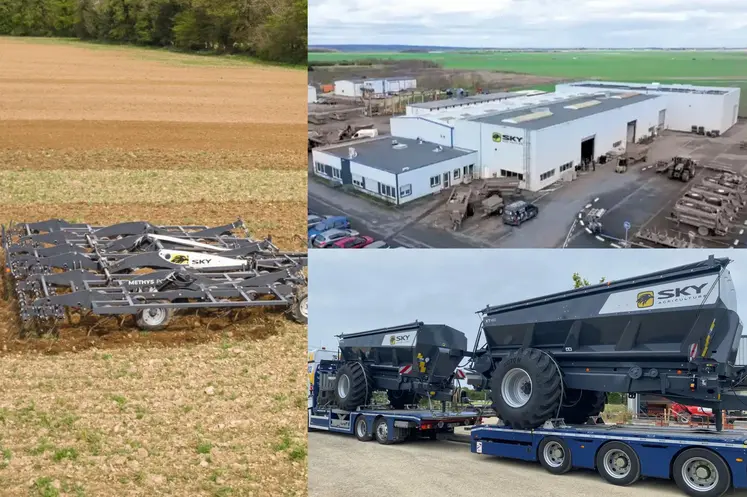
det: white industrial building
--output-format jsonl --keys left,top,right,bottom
{"left": 311, "top": 136, "right": 477, "bottom": 205}
{"left": 308, "top": 85, "right": 317, "bottom": 103}
{"left": 406, "top": 90, "right": 545, "bottom": 116}
{"left": 391, "top": 91, "right": 665, "bottom": 191}
{"left": 334, "top": 77, "right": 417, "bottom": 97}
{"left": 556, "top": 81, "right": 741, "bottom": 135}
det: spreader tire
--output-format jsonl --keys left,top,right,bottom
{"left": 290, "top": 287, "right": 308, "bottom": 324}
{"left": 559, "top": 390, "right": 607, "bottom": 424}
{"left": 333, "top": 362, "right": 372, "bottom": 411}
{"left": 135, "top": 306, "right": 173, "bottom": 331}
{"left": 489, "top": 348, "right": 562, "bottom": 430}
{"left": 387, "top": 390, "right": 420, "bottom": 409}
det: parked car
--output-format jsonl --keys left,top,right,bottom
{"left": 502, "top": 200, "right": 539, "bottom": 226}
{"left": 308, "top": 216, "right": 351, "bottom": 239}
{"left": 310, "top": 228, "right": 360, "bottom": 248}
{"left": 307, "top": 214, "right": 329, "bottom": 227}
{"left": 363, "top": 240, "right": 389, "bottom": 249}
{"left": 671, "top": 403, "right": 714, "bottom": 423}
{"left": 330, "top": 235, "right": 374, "bottom": 249}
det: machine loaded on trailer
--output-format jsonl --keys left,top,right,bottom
{"left": 310, "top": 256, "right": 747, "bottom": 496}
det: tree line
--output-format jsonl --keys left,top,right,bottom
{"left": 0, "top": 0, "right": 307, "bottom": 64}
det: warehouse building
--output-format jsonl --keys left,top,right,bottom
{"left": 391, "top": 91, "right": 665, "bottom": 191}
{"left": 311, "top": 136, "right": 477, "bottom": 205}
{"left": 556, "top": 81, "right": 741, "bottom": 134}
{"left": 308, "top": 85, "right": 317, "bottom": 103}
{"left": 405, "top": 90, "right": 544, "bottom": 116}
{"left": 334, "top": 77, "right": 417, "bottom": 97}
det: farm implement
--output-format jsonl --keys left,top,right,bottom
{"left": 2, "top": 219, "right": 308, "bottom": 333}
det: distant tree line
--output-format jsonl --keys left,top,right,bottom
{"left": 0, "top": 0, "right": 307, "bottom": 64}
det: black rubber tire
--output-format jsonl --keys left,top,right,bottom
{"left": 387, "top": 390, "right": 419, "bottom": 409}
{"left": 333, "top": 362, "right": 372, "bottom": 411}
{"left": 538, "top": 436, "right": 573, "bottom": 475}
{"left": 135, "top": 306, "right": 173, "bottom": 331}
{"left": 489, "top": 348, "right": 562, "bottom": 429}
{"left": 354, "top": 416, "right": 372, "bottom": 442}
{"left": 672, "top": 448, "right": 731, "bottom": 497}
{"left": 373, "top": 417, "right": 395, "bottom": 445}
{"left": 596, "top": 441, "right": 641, "bottom": 486}
{"left": 559, "top": 390, "right": 607, "bottom": 424}
{"left": 682, "top": 170, "right": 691, "bottom": 182}
{"left": 289, "top": 287, "right": 308, "bottom": 324}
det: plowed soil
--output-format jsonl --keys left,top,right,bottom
{"left": 0, "top": 38, "right": 307, "bottom": 496}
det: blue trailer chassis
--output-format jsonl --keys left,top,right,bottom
{"left": 471, "top": 423, "right": 747, "bottom": 496}
{"left": 309, "top": 408, "right": 480, "bottom": 444}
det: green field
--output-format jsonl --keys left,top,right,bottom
{"left": 310, "top": 50, "right": 747, "bottom": 115}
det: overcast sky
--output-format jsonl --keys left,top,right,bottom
{"left": 308, "top": 249, "right": 747, "bottom": 350}
{"left": 308, "top": 0, "right": 747, "bottom": 48}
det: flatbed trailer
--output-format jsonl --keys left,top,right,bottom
{"left": 471, "top": 421, "right": 747, "bottom": 497}
{"left": 309, "top": 407, "right": 481, "bottom": 444}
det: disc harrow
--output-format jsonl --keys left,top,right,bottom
{"left": 2, "top": 219, "right": 308, "bottom": 334}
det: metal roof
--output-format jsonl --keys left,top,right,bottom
{"left": 469, "top": 93, "right": 661, "bottom": 130}
{"left": 410, "top": 92, "right": 523, "bottom": 110}
{"left": 336, "top": 76, "right": 415, "bottom": 84}
{"left": 568, "top": 81, "right": 732, "bottom": 96}
{"left": 318, "top": 136, "right": 476, "bottom": 175}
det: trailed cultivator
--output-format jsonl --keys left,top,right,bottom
{"left": 2, "top": 219, "right": 308, "bottom": 333}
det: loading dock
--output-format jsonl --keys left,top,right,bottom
{"left": 581, "top": 136, "right": 595, "bottom": 165}
{"left": 627, "top": 120, "right": 637, "bottom": 143}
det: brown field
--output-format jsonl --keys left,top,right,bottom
{"left": 0, "top": 38, "right": 307, "bottom": 496}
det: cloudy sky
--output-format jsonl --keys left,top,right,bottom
{"left": 308, "top": 0, "right": 747, "bottom": 48}
{"left": 308, "top": 249, "right": 747, "bottom": 349}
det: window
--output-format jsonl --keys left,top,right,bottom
{"left": 331, "top": 168, "right": 341, "bottom": 180}
{"left": 540, "top": 168, "right": 556, "bottom": 181}
{"left": 453, "top": 168, "right": 461, "bottom": 180}
{"left": 559, "top": 162, "right": 573, "bottom": 173}
{"left": 400, "top": 184, "right": 412, "bottom": 198}
{"left": 352, "top": 174, "right": 365, "bottom": 189}
{"left": 314, "top": 161, "right": 326, "bottom": 174}
{"left": 500, "top": 169, "right": 524, "bottom": 181}
{"left": 378, "top": 183, "right": 396, "bottom": 198}
{"left": 613, "top": 140, "right": 622, "bottom": 148}
{"left": 430, "top": 175, "right": 441, "bottom": 188}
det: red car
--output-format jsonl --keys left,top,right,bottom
{"left": 330, "top": 235, "right": 375, "bottom": 248}
{"left": 670, "top": 403, "right": 714, "bottom": 423}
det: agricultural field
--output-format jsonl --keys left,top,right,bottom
{"left": 0, "top": 37, "right": 307, "bottom": 496}
{"left": 309, "top": 50, "right": 747, "bottom": 115}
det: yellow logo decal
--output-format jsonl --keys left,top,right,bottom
{"left": 492, "top": 132, "right": 502, "bottom": 143}
{"left": 390, "top": 336, "right": 396, "bottom": 345}
{"left": 636, "top": 291, "right": 654, "bottom": 308}
{"left": 170, "top": 254, "right": 189, "bottom": 265}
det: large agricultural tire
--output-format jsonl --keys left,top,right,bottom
{"left": 135, "top": 306, "right": 173, "bottom": 331}
{"left": 333, "top": 362, "right": 372, "bottom": 411}
{"left": 489, "top": 348, "right": 562, "bottom": 430}
{"left": 289, "top": 288, "right": 308, "bottom": 324}
{"left": 559, "top": 390, "right": 607, "bottom": 425}
{"left": 387, "top": 390, "right": 420, "bottom": 409}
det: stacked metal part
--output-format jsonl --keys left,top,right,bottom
{"left": 2, "top": 219, "right": 308, "bottom": 332}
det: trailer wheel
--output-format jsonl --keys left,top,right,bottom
{"left": 682, "top": 169, "right": 691, "bottom": 182}
{"left": 354, "top": 416, "right": 372, "bottom": 442}
{"left": 538, "top": 436, "right": 573, "bottom": 475}
{"left": 135, "top": 306, "right": 173, "bottom": 331}
{"left": 387, "top": 390, "right": 419, "bottom": 409}
{"left": 333, "top": 362, "right": 372, "bottom": 411}
{"left": 560, "top": 390, "right": 607, "bottom": 424}
{"left": 672, "top": 448, "right": 730, "bottom": 497}
{"left": 289, "top": 288, "right": 308, "bottom": 324}
{"left": 489, "top": 348, "right": 561, "bottom": 429}
{"left": 373, "top": 417, "right": 395, "bottom": 445}
{"left": 596, "top": 441, "right": 641, "bottom": 486}
{"left": 698, "top": 226, "right": 710, "bottom": 237}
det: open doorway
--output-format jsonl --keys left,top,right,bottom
{"left": 581, "top": 136, "right": 595, "bottom": 166}
{"left": 626, "top": 120, "right": 637, "bottom": 143}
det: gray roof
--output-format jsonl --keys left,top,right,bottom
{"left": 410, "top": 92, "right": 521, "bottom": 110}
{"left": 338, "top": 76, "right": 415, "bottom": 84}
{"left": 469, "top": 93, "right": 661, "bottom": 130}
{"left": 569, "top": 81, "right": 731, "bottom": 96}
{"left": 318, "top": 137, "right": 476, "bottom": 175}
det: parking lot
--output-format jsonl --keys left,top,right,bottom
{"left": 309, "top": 432, "right": 688, "bottom": 497}
{"left": 308, "top": 120, "right": 747, "bottom": 249}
